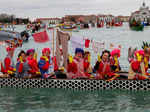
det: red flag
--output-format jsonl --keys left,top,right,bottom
{"left": 32, "top": 30, "right": 49, "bottom": 43}
{"left": 85, "top": 39, "right": 90, "bottom": 48}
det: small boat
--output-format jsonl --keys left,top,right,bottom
{"left": 0, "top": 30, "right": 20, "bottom": 41}
{"left": 130, "top": 25, "right": 144, "bottom": 31}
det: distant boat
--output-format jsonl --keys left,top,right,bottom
{"left": 0, "top": 30, "right": 20, "bottom": 41}
{"left": 130, "top": 25, "right": 144, "bottom": 31}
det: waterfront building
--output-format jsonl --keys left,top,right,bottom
{"left": 36, "top": 18, "right": 62, "bottom": 25}
{"left": 130, "top": 2, "right": 150, "bottom": 23}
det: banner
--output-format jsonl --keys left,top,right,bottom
{"left": 32, "top": 30, "right": 49, "bottom": 43}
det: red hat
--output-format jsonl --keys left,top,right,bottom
{"left": 111, "top": 49, "right": 120, "bottom": 57}
{"left": 6, "top": 47, "right": 15, "bottom": 52}
{"left": 42, "top": 48, "right": 50, "bottom": 54}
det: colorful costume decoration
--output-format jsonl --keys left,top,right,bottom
{"left": 110, "top": 49, "right": 121, "bottom": 72}
{"left": 38, "top": 48, "right": 54, "bottom": 78}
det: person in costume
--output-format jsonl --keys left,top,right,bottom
{"left": 38, "top": 48, "right": 54, "bottom": 78}
{"left": 67, "top": 48, "right": 89, "bottom": 79}
{"left": 110, "top": 48, "right": 121, "bottom": 72}
{"left": 26, "top": 49, "right": 40, "bottom": 77}
{"left": 3, "top": 46, "right": 16, "bottom": 76}
{"left": 141, "top": 42, "right": 150, "bottom": 73}
{"left": 16, "top": 50, "right": 31, "bottom": 78}
{"left": 128, "top": 50, "right": 149, "bottom": 80}
{"left": 96, "top": 50, "right": 116, "bottom": 80}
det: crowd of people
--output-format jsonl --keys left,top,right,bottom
{"left": 0, "top": 41, "right": 150, "bottom": 80}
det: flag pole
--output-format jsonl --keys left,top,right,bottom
{"left": 52, "top": 28, "right": 55, "bottom": 58}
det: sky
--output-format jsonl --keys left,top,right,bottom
{"left": 0, "top": 0, "right": 150, "bottom": 20}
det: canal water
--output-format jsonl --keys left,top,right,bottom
{"left": 0, "top": 88, "right": 150, "bottom": 112}
{"left": 0, "top": 23, "right": 150, "bottom": 112}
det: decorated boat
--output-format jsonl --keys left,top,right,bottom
{"left": 130, "top": 25, "right": 144, "bottom": 31}
{"left": 129, "top": 18, "right": 144, "bottom": 31}
{"left": 0, "top": 78, "right": 150, "bottom": 91}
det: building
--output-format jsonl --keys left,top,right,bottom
{"left": 131, "top": 2, "right": 150, "bottom": 22}
{"left": 97, "top": 14, "right": 115, "bottom": 22}
{"left": 63, "top": 15, "right": 97, "bottom": 23}
{"left": 117, "top": 16, "right": 130, "bottom": 22}
{"left": 36, "top": 18, "right": 62, "bottom": 24}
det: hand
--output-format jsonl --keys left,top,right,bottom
{"left": 7, "top": 70, "right": 14, "bottom": 74}
{"left": 13, "top": 68, "right": 16, "bottom": 72}
{"left": 34, "top": 52, "right": 37, "bottom": 60}
{"left": 19, "top": 56, "right": 23, "bottom": 63}
{"left": 68, "top": 55, "right": 73, "bottom": 63}
{"left": 36, "top": 71, "right": 41, "bottom": 75}
{"left": 42, "top": 56, "right": 49, "bottom": 61}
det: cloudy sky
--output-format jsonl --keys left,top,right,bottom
{"left": 0, "top": 0, "right": 150, "bottom": 20}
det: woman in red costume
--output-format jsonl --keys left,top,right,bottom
{"left": 110, "top": 48, "right": 121, "bottom": 72}
{"left": 128, "top": 50, "right": 149, "bottom": 80}
{"left": 3, "top": 46, "right": 16, "bottom": 76}
{"left": 67, "top": 48, "right": 90, "bottom": 79}
{"left": 26, "top": 49, "right": 40, "bottom": 77}
{"left": 96, "top": 50, "right": 115, "bottom": 80}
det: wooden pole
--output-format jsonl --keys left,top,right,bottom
{"left": 52, "top": 28, "right": 55, "bottom": 58}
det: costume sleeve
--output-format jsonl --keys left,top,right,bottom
{"left": 67, "top": 61, "right": 77, "bottom": 74}
{"left": 42, "top": 61, "right": 49, "bottom": 70}
{"left": 4, "top": 57, "right": 14, "bottom": 71}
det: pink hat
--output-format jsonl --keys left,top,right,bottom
{"left": 26, "top": 49, "right": 35, "bottom": 55}
{"left": 134, "top": 50, "right": 144, "bottom": 56}
{"left": 111, "top": 49, "right": 120, "bottom": 57}
{"left": 42, "top": 48, "right": 50, "bottom": 54}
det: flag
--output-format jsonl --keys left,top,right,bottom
{"left": 32, "top": 30, "right": 49, "bottom": 43}
{"left": 85, "top": 39, "right": 90, "bottom": 48}
{"left": 70, "top": 36, "right": 84, "bottom": 52}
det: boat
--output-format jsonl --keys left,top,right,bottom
{"left": 0, "top": 77, "right": 150, "bottom": 91}
{"left": 0, "top": 30, "right": 20, "bottom": 41}
{"left": 129, "top": 18, "right": 144, "bottom": 31}
{"left": 130, "top": 25, "right": 144, "bottom": 31}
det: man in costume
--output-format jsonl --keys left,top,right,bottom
{"left": 67, "top": 48, "right": 90, "bottom": 79}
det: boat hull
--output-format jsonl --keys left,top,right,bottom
{"left": 0, "top": 78, "right": 150, "bottom": 91}
{"left": 130, "top": 25, "right": 144, "bottom": 31}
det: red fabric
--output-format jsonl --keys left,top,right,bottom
{"left": 97, "top": 61, "right": 114, "bottom": 79}
{"left": 32, "top": 30, "right": 49, "bottom": 43}
{"left": 27, "top": 56, "right": 39, "bottom": 74}
{"left": 52, "top": 56, "right": 58, "bottom": 71}
{"left": 4, "top": 57, "right": 14, "bottom": 72}
{"left": 131, "top": 61, "right": 141, "bottom": 73}
{"left": 67, "top": 61, "right": 78, "bottom": 74}
{"left": 18, "top": 63, "right": 23, "bottom": 73}
{"left": 85, "top": 39, "right": 90, "bottom": 48}
{"left": 84, "top": 59, "right": 90, "bottom": 72}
